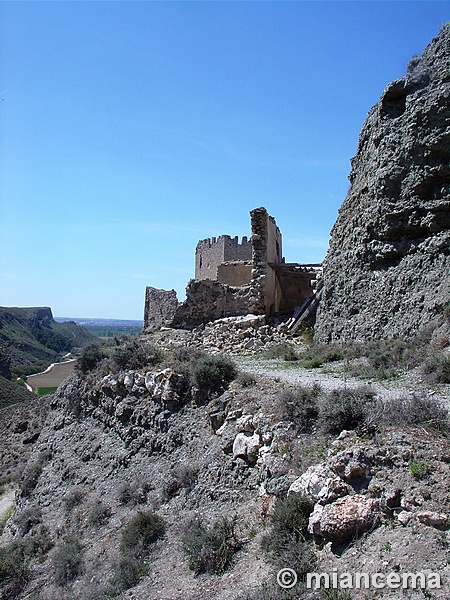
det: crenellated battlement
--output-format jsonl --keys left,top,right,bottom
{"left": 195, "top": 234, "right": 252, "bottom": 281}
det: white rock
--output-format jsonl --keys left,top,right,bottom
{"left": 288, "top": 464, "right": 348, "bottom": 505}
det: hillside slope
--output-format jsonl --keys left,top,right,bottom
{"left": 0, "top": 306, "right": 96, "bottom": 377}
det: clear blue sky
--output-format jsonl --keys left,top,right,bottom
{"left": 1, "top": 1, "right": 448, "bottom": 319}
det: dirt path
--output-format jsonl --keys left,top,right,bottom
{"left": 235, "top": 356, "right": 450, "bottom": 405}
{"left": 0, "top": 489, "right": 16, "bottom": 522}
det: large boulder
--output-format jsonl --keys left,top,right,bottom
{"left": 316, "top": 26, "right": 450, "bottom": 342}
{"left": 308, "top": 494, "right": 380, "bottom": 542}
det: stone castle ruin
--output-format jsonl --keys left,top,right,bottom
{"left": 144, "top": 207, "right": 322, "bottom": 331}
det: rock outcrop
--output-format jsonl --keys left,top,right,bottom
{"left": 316, "top": 26, "right": 450, "bottom": 342}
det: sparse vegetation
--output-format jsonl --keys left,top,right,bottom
{"left": 278, "top": 384, "right": 320, "bottom": 432}
{"left": 368, "top": 394, "right": 449, "bottom": 432}
{"left": 120, "top": 510, "right": 165, "bottom": 557}
{"left": 110, "top": 337, "right": 163, "bottom": 370}
{"left": 0, "top": 541, "right": 30, "bottom": 599}
{"left": 191, "top": 354, "right": 237, "bottom": 397}
{"left": 410, "top": 460, "right": 430, "bottom": 479}
{"left": 53, "top": 535, "right": 83, "bottom": 586}
{"left": 318, "top": 386, "right": 375, "bottom": 433}
{"left": 182, "top": 516, "right": 240, "bottom": 574}
{"left": 20, "top": 449, "right": 51, "bottom": 497}
{"left": 88, "top": 501, "right": 111, "bottom": 526}
{"left": 76, "top": 343, "right": 104, "bottom": 374}
{"left": 261, "top": 494, "right": 315, "bottom": 583}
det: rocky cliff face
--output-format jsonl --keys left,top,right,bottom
{"left": 315, "top": 26, "right": 450, "bottom": 342}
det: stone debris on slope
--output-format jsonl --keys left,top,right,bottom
{"left": 188, "top": 314, "right": 302, "bottom": 355}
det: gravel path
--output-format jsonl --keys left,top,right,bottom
{"left": 235, "top": 356, "right": 450, "bottom": 405}
{"left": 0, "top": 489, "right": 15, "bottom": 522}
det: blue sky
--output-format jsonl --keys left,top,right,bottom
{"left": 1, "top": 1, "right": 448, "bottom": 319}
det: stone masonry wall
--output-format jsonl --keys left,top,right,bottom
{"left": 195, "top": 235, "right": 251, "bottom": 281}
{"left": 144, "top": 287, "right": 179, "bottom": 332}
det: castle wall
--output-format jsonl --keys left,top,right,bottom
{"left": 250, "top": 207, "right": 283, "bottom": 317}
{"left": 217, "top": 261, "right": 252, "bottom": 286}
{"left": 195, "top": 235, "right": 251, "bottom": 281}
{"left": 143, "top": 287, "right": 179, "bottom": 332}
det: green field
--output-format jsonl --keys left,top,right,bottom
{"left": 27, "top": 359, "right": 76, "bottom": 394}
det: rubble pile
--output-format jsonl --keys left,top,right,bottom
{"left": 188, "top": 314, "right": 302, "bottom": 355}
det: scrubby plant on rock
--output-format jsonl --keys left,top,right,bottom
{"left": 191, "top": 354, "right": 237, "bottom": 397}
{"left": 318, "top": 387, "right": 375, "bottom": 434}
{"left": 76, "top": 343, "right": 104, "bottom": 374}
{"left": 278, "top": 384, "right": 320, "bottom": 432}
{"left": 182, "top": 515, "right": 240, "bottom": 574}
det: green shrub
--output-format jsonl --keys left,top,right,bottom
{"left": 422, "top": 356, "right": 450, "bottom": 384}
{"left": 76, "top": 343, "right": 104, "bottom": 374}
{"left": 278, "top": 384, "right": 320, "bottom": 431}
{"left": 163, "top": 464, "right": 198, "bottom": 499}
{"left": 14, "top": 505, "right": 42, "bottom": 536}
{"left": 191, "top": 355, "right": 237, "bottom": 396}
{"left": 407, "top": 55, "right": 421, "bottom": 72}
{"left": 117, "top": 481, "right": 147, "bottom": 506}
{"left": 182, "top": 516, "right": 240, "bottom": 574}
{"left": 260, "top": 495, "right": 315, "bottom": 580}
{"left": 321, "top": 590, "right": 354, "bottom": 600}
{"left": 318, "top": 387, "right": 374, "bottom": 433}
{"left": 264, "top": 343, "right": 299, "bottom": 361}
{"left": 410, "top": 460, "right": 429, "bottom": 479}
{"left": 368, "top": 395, "right": 449, "bottom": 432}
{"left": 108, "top": 555, "right": 146, "bottom": 595}
{"left": 0, "top": 542, "right": 30, "bottom": 599}
{"left": 88, "top": 501, "right": 111, "bottom": 526}
{"left": 237, "top": 371, "right": 257, "bottom": 388}
{"left": 111, "top": 338, "right": 162, "bottom": 370}
{"left": 120, "top": 511, "right": 165, "bottom": 558}
{"left": 20, "top": 450, "right": 51, "bottom": 497}
{"left": 53, "top": 536, "right": 83, "bottom": 586}
{"left": 63, "top": 487, "right": 84, "bottom": 512}
{"left": 297, "top": 342, "right": 347, "bottom": 369}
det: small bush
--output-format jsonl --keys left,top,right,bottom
{"left": 182, "top": 516, "right": 240, "bottom": 574}
{"left": 76, "top": 343, "right": 104, "bottom": 374}
{"left": 278, "top": 384, "right": 320, "bottom": 432}
{"left": 410, "top": 460, "right": 429, "bottom": 479}
{"left": 318, "top": 387, "right": 374, "bottom": 433}
{"left": 163, "top": 464, "right": 198, "bottom": 499}
{"left": 63, "top": 487, "right": 84, "bottom": 512}
{"left": 117, "top": 481, "right": 147, "bottom": 506}
{"left": 53, "top": 536, "right": 83, "bottom": 586}
{"left": 407, "top": 55, "right": 421, "bottom": 72}
{"left": 261, "top": 495, "right": 315, "bottom": 577}
{"left": 321, "top": 590, "right": 354, "bottom": 600}
{"left": 368, "top": 395, "right": 449, "bottom": 432}
{"left": 0, "top": 542, "right": 30, "bottom": 599}
{"left": 237, "top": 371, "right": 257, "bottom": 388}
{"left": 20, "top": 450, "right": 51, "bottom": 498}
{"left": 191, "top": 355, "right": 237, "bottom": 396}
{"left": 120, "top": 511, "right": 165, "bottom": 558}
{"left": 108, "top": 555, "right": 146, "bottom": 595}
{"left": 111, "top": 338, "right": 162, "bottom": 370}
{"left": 15, "top": 505, "right": 42, "bottom": 536}
{"left": 297, "top": 343, "right": 347, "bottom": 369}
{"left": 88, "top": 501, "right": 111, "bottom": 526}
{"left": 422, "top": 356, "right": 450, "bottom": 384}
{"left": 264, "top": 343, "right": 301, "bottom": 361}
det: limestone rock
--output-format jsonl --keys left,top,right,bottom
{"left": 308, "top": 494, "right": 380, "bottom": 542}
{"left": 144, "top": 369, "right": 186, "bottom": 410}
{"left": 417, "top": 511, "right": 448, "bottom": 527}
{"left": 316, "top": 27, "right": 450, "bottom": 342}
{"left": 288, "top": 464, "right": 349, "bottom": 505}
{"left": 232, "top": 432, "right": 261, "bottom": 464}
